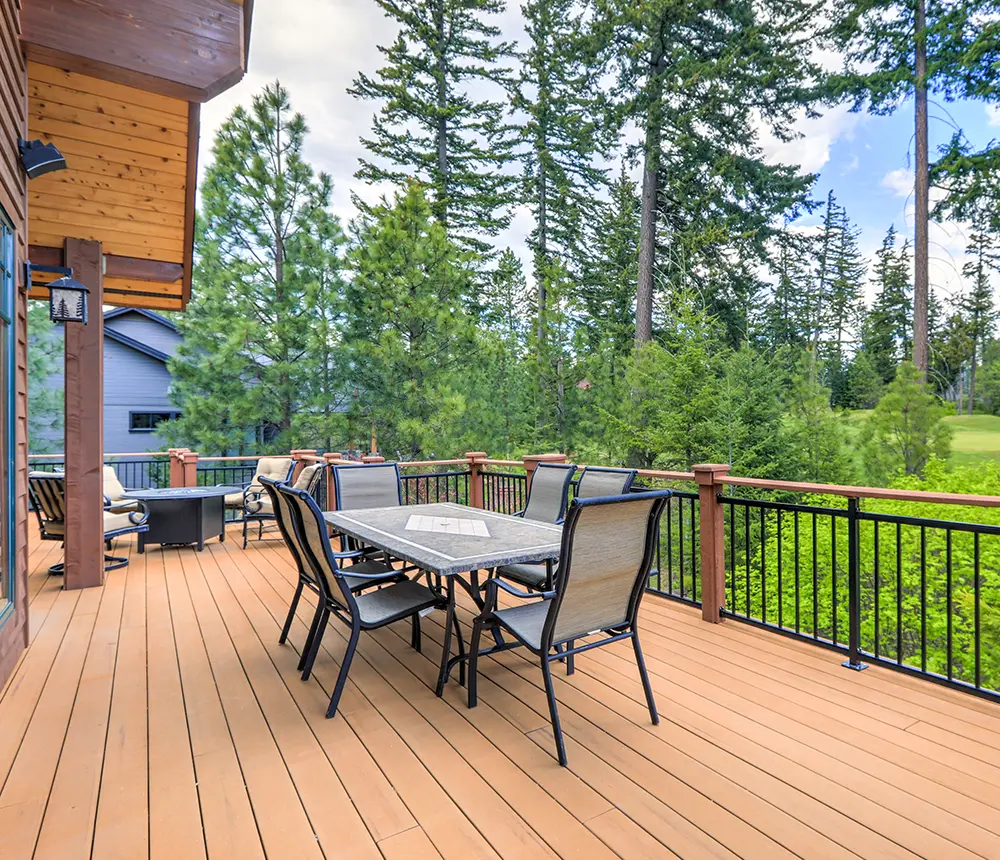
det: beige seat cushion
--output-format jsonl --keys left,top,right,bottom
{"left": 293, "top": 463, "right": 323, "bottom": 491}
{"left": 104, "top": 465, "right": 126, "bottom": 501}
{"left": 104, "top": 511, "right": 140, "bottom": 534}
{"left": 227, "top": 457, "right": 293, "bottom": 507}
{"left": 245, "top": 496, "right": 273, "bottom": 516}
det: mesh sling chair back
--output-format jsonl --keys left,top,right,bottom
{"left": 496, "top": 462, "right": 577, "bottom": 591}
{"left": 244, "top": 462, "right": 325, "bottom": 547}
{"left": 29, "top": 471, "right": 149, "bottom": 574}
{"left": 331, "top": 462, "right": 410, "bottom": 563}
{"left": 260, "top": 476, "right": 404, "bottom": 669}
{"left": 574, "top": 466, "right": 638, "bottom": 499}
{"left": 277, "top": 483, "right": 445, "bottom": 718}
{"left": 469, "top": 490, "right": 671, "bottom": 766}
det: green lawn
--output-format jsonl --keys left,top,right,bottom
{"left": 843, "top": 410, "right": 1000, "bottom": 468}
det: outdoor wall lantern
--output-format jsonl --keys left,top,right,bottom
{"left": 18, "top": 139, "right": 67, "bottom": 180}
{"left": 24, "top": 263, "right": 89, "bottom": 324}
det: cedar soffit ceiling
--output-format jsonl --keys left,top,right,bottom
{"left": 20, "top": 0, "right": 253, "bottom": 103}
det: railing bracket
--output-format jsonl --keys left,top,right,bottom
{"left": 842, "top": 660, "right": 869, "bottom": 672}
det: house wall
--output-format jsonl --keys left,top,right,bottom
{"left": 106, "top": 312, "right": 180, "bottom": 359}
{"left": 0, "top": 0, "right": 29, "bottom": 690}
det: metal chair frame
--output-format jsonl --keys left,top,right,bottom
{"left": 244, "top": 463, "right": 325, "bottom": 548}
{"left": 468, "top": 491, "right": 671, "bottom": 766}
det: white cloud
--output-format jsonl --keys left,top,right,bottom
{"left": 760, "top": 104, "right": 863, "bottom": 174}
{"left": 988, "top": 105, "right": 1000, "bottom": 127}
{"left": 880, "top": 168, "right": 913, "bottom": 198}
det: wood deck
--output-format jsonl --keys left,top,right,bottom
{"left": 3, "top": 528, "right": 1000, "bottom": 860}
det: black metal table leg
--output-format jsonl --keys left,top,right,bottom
{"left": 435, "top": 576, "right": 457, "bottom": 696}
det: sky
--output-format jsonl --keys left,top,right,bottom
{"left": 201, "top": 0, "right": 999, "bottom": 306}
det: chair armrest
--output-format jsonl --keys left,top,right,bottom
{"left": 483, "top": 577, "right": 554, "bottom": 613}
{"left": 332, "top": 549, "right": 366, "bottom": 560}
{"left": 103, "top": 494, "right": 112, "bottom": 509}
{"left": 512, "top": 509, "right": 525, "bottom": 518}
{"left": 244, "top": 488, "right": 267, "bottom": 515}
{"left": 128, "top": 502, "right": 149, "bottom": 526}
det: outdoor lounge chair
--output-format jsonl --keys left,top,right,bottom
{"left": 225, "top": 456, "right": 295, "bottom": 520}
{"left": 103, "top": 464, "right": 140, "bottom": 513}
{"left": 276, "top": 482, "right": 446, "bottom": 717}
{"left": 261, "top": 475, "right": 407, "bottom": 666}
{"left": 494, "top": 462, "right": 577, "bottom": 591}
{"left": 468, "top": 490, "right": 671, "bottom": 766}
{"left": 28, "top": 471, "right": 150, "bottom": 574}
{"left": 243, "top": 462, "right": 325, "bottom": 547}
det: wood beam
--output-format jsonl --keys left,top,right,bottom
{"left": 63, "top": 238, "right": 105, "bottom": 590}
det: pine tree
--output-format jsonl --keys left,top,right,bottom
{"left": 765, "top": 229, "right": 813, "bottom": 350}
{"left": 961, "top": 229, "right": 999, "bottom": 413}
{"left": 593, "top": 0, "right": 820, "bottom": 348}
{"left": 824, "top": 195, "right": 867, "bottom": 359}
{"left": 26, "top": 303, "right": 63, "bottom": 452}
{"left": 349, "top": 0, "right": 516, "bottom": 251}
{"left": 166, "top": 83, "right": 340, "bottom": 454}
{"left": 863, "top": 226, "right": 912, "bottom": 383}
{"left": 829, "top": 0, "right": 998, "bottom": 373}
{"left": 343, "top": 182, "right": 477, "bottom": 458}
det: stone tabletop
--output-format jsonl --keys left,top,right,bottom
{"left": 123, "top": 486, "right": 242, "bottom": 500}
{"left": 324, "top": 502, "right": 563, "bottom": 577}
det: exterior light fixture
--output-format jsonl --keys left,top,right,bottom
{"left": 47, "top": 276, "right": 89, "bottom": 324}
{"left": 18, "top": 139, "right": 67, "bottom": 180}
{"left": 24, "top": 262, "right": 89, "bottom": 324}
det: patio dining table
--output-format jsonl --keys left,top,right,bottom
{"left": 323, "top": 502, "right": 563, "bottom": 694}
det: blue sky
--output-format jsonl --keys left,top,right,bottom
{"left": 202, "top": 0, "right": 998, "bottom": 307}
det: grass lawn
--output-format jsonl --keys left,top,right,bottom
{"left": 844, "top": 410, "right": 1000, "bottom": 468}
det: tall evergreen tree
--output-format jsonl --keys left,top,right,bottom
{"left": 349, "top": 0, "right": 516, "bottom": 251}
{"left": 166, "top": 83, "right": 341, "bottom": 454}
{"left": 830, "top": 0, "right": 999, "bottom": 373}
{"left": 343, "top": 182, "right": 477, "bottom": 458}
{"left": 765, "top": 228, "right": 813, "bottom": 350}
{"left": 592, "top": 0, "right": 820, "bottom": 348}
{"left": 823, "top": 194, "right": 867, "bottom": 359}
{"left": 961, "top": 228, "right": 999, "bottom": 413}
{"left": 862, "top": 225, "right": 913, "bottom": 383}
{"left": 26, "top": 303, "right": 63, "bottom": 453}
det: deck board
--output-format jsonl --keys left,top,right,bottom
{"left": 2, "top": 527, "right": 1000, "bottom": 859}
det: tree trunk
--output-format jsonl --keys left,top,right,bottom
{"left": 912, "top": 0, "right": 929, "bottom": 374}
{"left": 636, "top": 45, "right": 665, "bottom": 350}
{"left": 970, "top": 352, "right": 977, "bottom": 415}
{"left": 434, "top": 0, "right": 449, "bottom": 227}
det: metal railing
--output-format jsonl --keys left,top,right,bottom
{"left": 28, "top": 455, "right": 170, "bottom": 489}
{"left": 719, "top": 491, "right": 1000, "bottom": 701}
{"left": 483, "top": 470, "right": 527, "bottom": 514}
{"left": 400, "top": 469, "right": 470, "bottom": 506}
{"left": 645, "top": 489, "right": 701, "bottom": 606}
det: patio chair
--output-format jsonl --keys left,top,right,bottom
{"left": 277, "top": 482, "right": 446, "bottom": 718}
{"left": 103, "top": 465, "right": 140, "bottom": 513}
{"left": 260, "top": 476, "right": 408, "bottom": 672}
{"left": 224, "top": 456, "right": 295, "bottom": 520}
{"left": 494, "top": 462, "right": 577, "bottom": 591}
{"left": 575, "top": 465, "right": 638, "bottom": 499}
{"left": 243, "top": 462, "right": 325, "bottom": 548}
{"left": 28, "top": 471, "right": 150, "bottom": 574}
{"left": 330, "top": 462, "right": 412, "bottom": 565}
{"left": 468, "top": 490, "right": 671, "bottom": 766}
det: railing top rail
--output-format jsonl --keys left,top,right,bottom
{"left": 635, "top": 469, "right": 697, "bottom": 482}
{"left": 480, "top": 459, "right": 524, "bottom": 468}
{"left": 398, "top": 459, "right": 470, "bottom": 468}
{"left": 722, "top": 475, "right": 1000, "bottom": 507}
{"left": 197, "top": 456, "right": 261, "bottom": 463}
{"left": 30, "top": 452, "right": 171, "bottom": 459}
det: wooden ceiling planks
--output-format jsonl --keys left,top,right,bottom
{"left": 20, "top": 0, "right": 249, "bottom": 103}
{"left": 26, "top": 63, "right": 191, "bottom": 309}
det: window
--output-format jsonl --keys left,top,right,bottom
{"left": 129, "top": 411, "right": 180, "bottom": 433}
{"left": 0, "top": 210, "right": 14, "bottom": 615}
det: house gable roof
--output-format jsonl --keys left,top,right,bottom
{"left": 104, "top": 307, "right": 178, "bottom": 333}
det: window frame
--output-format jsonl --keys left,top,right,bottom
{"left": 128, "top": 410, "right": 180, "bottom": 433}
{"left": 0, "top": 208, "right": 15, "bottom": 628}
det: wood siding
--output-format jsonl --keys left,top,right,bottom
{"left": 26, "top": 61, "right": 190, "bottom": 310}
{"left": 0, "top": 0, "right": 29, "bottom": 689}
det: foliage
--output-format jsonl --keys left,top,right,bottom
{"left": 26, "top": 303, "right": 62, "bottom": 453}
{"left": 862, "top": 225, "right": 912, "bottom": 383}
{"left": 349, "top": 0, "right": 516, "bottom": 251}
{"left": 165, "top": 83, "right": 345, "bottom": 454}
{"left": 860, "top": 361, "right": 953, "bottom": 482}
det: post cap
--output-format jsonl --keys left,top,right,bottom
{"left": 362, "top": 455, "right": 386, "bottom": 464}
{"left": 692, "top": 464, "right": 730, "bottom": 485}
{"left": 523, "top": 453, "right": 568, "bottom": 464}
{"left": 465, "top": 451, "right": 487, "bottom": 461}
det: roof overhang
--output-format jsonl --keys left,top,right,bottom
{"left": 20, "top": 0, "right": 253, "bottom": 103}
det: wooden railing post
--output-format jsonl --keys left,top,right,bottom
{"left": 181, "top": 451, "right": 199, "bottom": 488}
{"left": 693, "top": 464, "right": 729, "bottom": 623}
{"left": 290, "top": 449, "right": 318, "bottom": 482}
{"left": 323, "top": 452, "right": 343, "bottom": 512}
{"left": 522, "top": 453, "right": 568, "bottom": 492}
{"left": 466, "top": 451, "right": 487, "bottom": 508}
{"left": 168, "top": 448, "right": 189, "bottom": 488}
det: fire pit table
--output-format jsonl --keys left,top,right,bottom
{"left": 122, "top": 486, "right": 242, "bottom": 553}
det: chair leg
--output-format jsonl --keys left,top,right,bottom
{"left": 243, "top": 517, "right": 249, "bottom": 549}
{"left": 540, "top": 656, "right": 568, "bottom": 766}
{"left": 280, "top": 581, "right": 304, "bottom": 645}
{"left": 300, "top": 607, "right": 329, "bottom": 681}
{"left": 633, "top": 632, "right": 659, "bottom": 725}
{"left": 566, "top": 640, "right": 575, "bottom": 676}
{"left": 467, "top": 617, "right": 484, "bottom": 708}
{"left": 327, "top": 624, "right": 361, "bottom": 719}
{"left": 410, "top": 613, "right": 422, "bottom": 653}
{"left": 298, "top": 601, "right": 325, "bottom": 672}
{"left": 452, "top": 609, "right": 466, "bottom": 687}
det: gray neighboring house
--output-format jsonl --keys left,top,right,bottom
{"left": 36, "top": 308, "right": 183, "bottom": 454}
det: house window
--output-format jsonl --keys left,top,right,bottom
{"left": 0, "top": 210, "right": 14, "bottom": 614}
{"left": 129, "top": 411, "right": 180, "bottom": 433}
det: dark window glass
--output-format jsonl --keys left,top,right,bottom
{"left": 129, "top": 412, "right": 180, "bottom": 432}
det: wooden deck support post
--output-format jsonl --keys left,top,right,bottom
{"left": 290, "top": 449, "right": 318, "bottom": 482}
{"left": 362, "top": 455, "right": 385, "bottom": 465}
{"left": 522, "top": 453, "right": 568, "bottom": 492}
{"left": 181, "top": 452, "right": 199, "bottom": 488}
{"left": 466, "top": 452, "right": 486, "bottom": 509}
{"left": 694, "top": 464, "right": 729, "bottom": 623}
{"left": 63, "top": 238, "right": 104, "bottom": 590}
{"left": 323, "top": 452, "right": 343, "bottom": 512}
{"left": 168, "top": 448, "right": 189, "bottom": 488}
